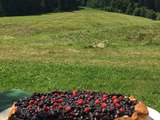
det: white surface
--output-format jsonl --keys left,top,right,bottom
{"left": 0, "top": 108, "right": 11, "bottom": 120}
{"left": 148, "top": 107, "right": 160, "bottom": 120}
{"left": 0, "top": 107, "right": 159, "bottom": 120}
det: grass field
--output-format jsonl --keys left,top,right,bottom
{"left": 0, "top": 8, "right": 160, "bottom": 111}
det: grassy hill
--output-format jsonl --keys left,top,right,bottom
{"left": 0, "top": 8, "right": 160, "bottom": 110}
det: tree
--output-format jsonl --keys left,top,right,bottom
{"left": 133, "top": 8, "right": 141, "bottom": 16}
{"left": 0, "top": 1, "right": 4, "bottom": 16}
{"left": 145, "top": 9, "right": 157, "bottom": 19}
{"left": 86, "top": 0, "right": 97, "bottom": 8}
{"left": 81, "top": 0, "right": 88, "bottom": 6}
{"left": 139, "top": 7, "right": 147, "bottom": 17}
{"left": 154, "top": 0, "right": 160, "bottom": 11}
{"left": 126, "top": 3, "right": 134, "bottom": 14}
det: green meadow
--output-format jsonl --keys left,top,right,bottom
{"left": 0, "top": 9, "right": 160, "bottom": 110}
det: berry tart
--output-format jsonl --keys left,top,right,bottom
{"left": 8, "top": 91, "right": 149, "bottom": 120}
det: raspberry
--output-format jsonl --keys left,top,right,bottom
{"left": 101, "top": 103, "right": 107, "bottom": 108}
{"left": 114, "top": 103, "right": 120, "bottom": 108}
{"left": 65, "top": 106, "right": 71, "bottom": 112}
{"left": 112, "top": 96, "right": 117, "bottom": 100}
{"left": 58, "top": 105, "right": 63, "bottom": 109}
{"left": 76, "top": 99, "right": 84, "bottom": 105}
{"left": 58, "top": 99, "right": 63, "bottom": 103}
{"left": 113, "top": 99, "right": 119, "bottom": 104}
{"left": 95, "top": 99, "right": 100, "bottom": 104}
{"left": 87, "top": 97, "right": 91, "bottom": 101}
{"left": 120, "top": 107, "right": 125, "bottom": 112}
{"left": 84, "top": 107, "right": 90, "bottom": 113}
{"left": 53, "top": 102, "right": 58, "bottom": 106}
{"left": 102, "top": 97, "right": 107, "bottom": 102}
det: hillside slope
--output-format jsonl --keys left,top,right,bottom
{"left": 0, "top": 9, "right": 160, "bottom": 110}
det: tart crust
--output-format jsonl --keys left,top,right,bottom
{"left": 8, "top": 103, "right": 17, "bottom": 120}
{"left": 115, "top": 102, "right": 149, "bottom": 120}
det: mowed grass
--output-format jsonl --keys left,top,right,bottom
{"left": 0, "top": 8, "right": 160, "bottom": 110}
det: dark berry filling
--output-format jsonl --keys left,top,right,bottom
{"left": 9, "top": 91, "right": 137, "bottom": 120}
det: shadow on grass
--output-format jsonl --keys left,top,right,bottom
{"left": 0, "top": 89, "right": 31, "bottom": 112}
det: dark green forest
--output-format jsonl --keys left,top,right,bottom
{"left": 0, "top": 0, "right": 160, "bottom": 19}
{"left": 0, "top": 0, "right": 80, "bottom": 16}
{"left": 81, "top": 0, "right": 160, "bottom": 19}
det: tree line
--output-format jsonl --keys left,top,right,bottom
{"left": 135, "top": 0, "right": 160, "bottom": 12}
{"left": 0, "top": 0, "right": 80, "bottom": 16}
{"left": 81, "top": 0, "right": 160, "bottom": 20}
{"left": 0, "top": 0, "right": 160, "bottom": 19}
